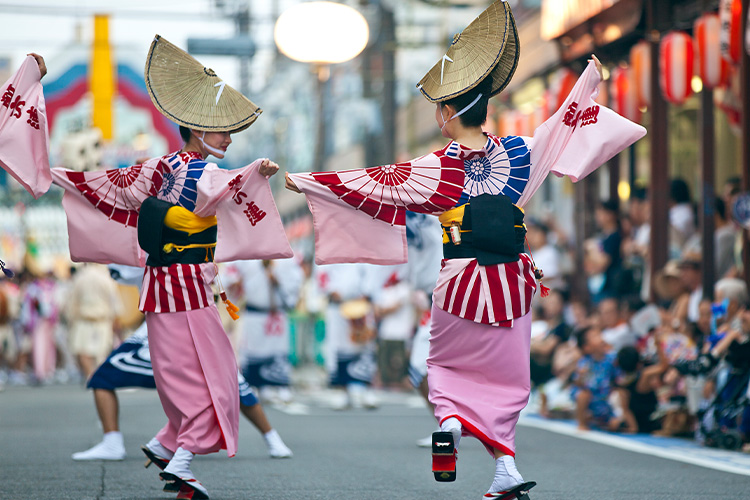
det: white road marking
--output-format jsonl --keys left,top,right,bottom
{"left": 518, "top": 415, "right": 750, "bottom": 477}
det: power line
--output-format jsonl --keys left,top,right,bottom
{"left": 0, "top": 3, "right": 224, "bottom": 20}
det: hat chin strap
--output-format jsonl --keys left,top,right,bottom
{"left": 198, "top": 131, "right": 225, "bottom": 158}
{"left": 440, "top": 93, "right": 483, "bottom": 131}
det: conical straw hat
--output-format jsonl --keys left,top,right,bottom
{"left": 145, "top": 35, "right": 262, "bottom": 133}
{"left": 416, "top": 0, "right": 519, "bottom": 103}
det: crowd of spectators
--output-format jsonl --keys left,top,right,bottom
{"left": 528, "top": 177, "right": 750, "bottom": 452}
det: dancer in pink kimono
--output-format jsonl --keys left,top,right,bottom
{"left": 284, "top": 2, "right": 645, "bottom": 498}
{"left": 0, "top": 38, "right": 292, "bottom": 500}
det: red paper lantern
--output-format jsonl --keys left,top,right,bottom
{"left": 630, "top": 41, "right": 651, "bottom": 107}
{"left": 595, "top": 76, "right": 609, "bottom": 106}
{"left": 536, "top": 90, "right": 551, "bottom": 126}
{"left": 659, "top": 31, "right": 694, "bottom": 105}
{"left": 549, "top": 68, "right": 577, "bottom": 111}
{"left": 500, "top": 110, "right": 521, "bottom": 137}
{"left": 695, "top": 13, "right": 730, "bottom": 89}
{"left": 720, "top": 0, "right": 742, "bottom": 64}
{"left": 610, "top": 66, "right": 641, "bottom": 123}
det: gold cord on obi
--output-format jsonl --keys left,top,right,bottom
{"left": 439, "top": 203, "right": 526, "bottom": 245}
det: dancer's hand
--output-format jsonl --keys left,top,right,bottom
{"left": 259, "top": 159, "right": 279, "bottom": 178}
{"left": 28, "top": 53, "right": 47, "bottom": 79}
{"left": 590, "top": 54, "right": 603, "bottom": 80}
{"left": 285, "top": 172, "right": 301, "bottom": 193}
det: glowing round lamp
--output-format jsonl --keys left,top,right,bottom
{"left": 274, "top": 2, "right": 369, "bottom": 64}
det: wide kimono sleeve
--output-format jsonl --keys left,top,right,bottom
{"left": 288, "top": 153, "right": 464, "bottom": 265}
{"left": 516, "top": 60, "right": 647, "bottom": 207}
{"left": 50, "top": 160, "right": 158, "bottom": 267}
{"left": 0, "top": 56, "right": 52, "bottom": 199}
{"left": 193, "top": 159, "right": 293, "bottom": 262}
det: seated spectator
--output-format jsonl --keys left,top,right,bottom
{"left": 530, "top": 289, "right": 572, "bottom": 388}
{"left": 572, "top": 327, "right": 618, "bottom": 430}
{"left": 616, "top": 335, "right": 670, "bottom": 434}
{"left": 675, "top": 252, "right": 703, "bottom": 324}
{"left": 586, "top": 200, "right": 624, "bottom": 304}
{"left": 669, "top": 178, "right": 696, "bottom": 254}
{"left": 599, "top": 297, "right": 637, "bottom": 352}
{"left": 526, "top": 218, "right": 563, "bottom": 292}
{"left": 714, "top": 197, "right": 739, "bottom": 279}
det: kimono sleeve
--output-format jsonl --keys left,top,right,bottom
{"left": 50, "top": 160, "right": 155, "bottom": 267}
{"left": 516, "top": 60, "right": 647, "bottom": 207}
{"left": 194, "top": 159, "right": 293, "bottom": 263}
{"left": 287, "top": 153, "right": 463, "bottom": 265}
{"left": 0, "top": 56, "right": 52, "bottom": 199}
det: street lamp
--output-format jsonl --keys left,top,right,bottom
{"left": 274, "top": 1, "right": 370, "bottom": 170}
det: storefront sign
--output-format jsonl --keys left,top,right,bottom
{"left": 541, "top": 0, "right": 622, "bottom": 40}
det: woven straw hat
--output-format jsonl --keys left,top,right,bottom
{"left": 416, "top": 0, "right": 519, "bottom": 103}
{"left": 339, "top": 298, "right": 372, "bottom": 320}
{"left": 145, "top": 35, "right": 262, "bottom": 133}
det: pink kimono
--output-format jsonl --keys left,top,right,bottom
{"left": 0, "top": 57, "right": 293, "bottom": 457}
{"left": 288, "top": 61, "right": 646, "bottom": 457}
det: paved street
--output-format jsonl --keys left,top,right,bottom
{"left": 1, "top": 384, "right": 748, "bottom": 500}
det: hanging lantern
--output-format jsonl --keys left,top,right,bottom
{"left": 532, "top": 91, "right": 550, "bottom": 131}
{"left": 695, "top": 13, "right": 730, "bottom": 89}
{"left": 630, "top": 41, "right": 651, "bottom": 107}
{"left": 500, "top": 110, "right": 518, "bottom": 137}
{"left": 610, "top": 66, "right": 641, "bottom": 123}
{"left": 549, "top": 68, "right": 577, "bottom": 111}
{"left": 659, "top": 31, "right": 694, "bottom": 105}
{"left": 719, "top": 0, "right": 742, "bottom": 64}
{"left": 595, "top": 74, "right": 609, "bottom": 106}
{"left": 515, "top": 111, "right": 529, "bottom": 137}
{"left": 715, "top": 65, "right": 742, "bottom": 134}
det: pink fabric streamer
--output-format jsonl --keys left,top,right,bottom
{"left": 293, "top": 175, "right": 408, "bottom": 265}
{"left": 517, "top": 60, "right": 647, "bottom": 207}
{"left": 50, "top": 158, "right": 292, "bottom": 266}
{"left": 0, "top": 56, "right": 51, "bottom": 199}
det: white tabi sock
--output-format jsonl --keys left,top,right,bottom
{"left": 103, "top": 431, "right": 123, "bottom": 446}
{"left": 487, "top": 455, "right": 524, "bottom": 494}
{"left": 164, "top": 447, "right": 195, "bottom": 480}
{"left": 146, "top": 437, "right": 174, "bottom": 460}
{"left": 72, "top": 431, "right": 126, "bottom": 460}
{"left": 264, "top": 429, "right": 293, "bottom": 458}
{"left": 440, "top": 417, "right": 462, "bottom": 450}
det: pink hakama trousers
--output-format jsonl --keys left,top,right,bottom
{"left": 146, "top": 306, "right": 239, "bottom": 457}
{"left": 427, "top": 306, "right": 531, "bottom": 457}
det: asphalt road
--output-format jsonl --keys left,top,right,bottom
{"left": 0, "top": 384, "right": 747, "bottom": 500}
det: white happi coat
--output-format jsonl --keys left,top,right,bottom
{"left": 233, "top": 259, "right": 303, "bottom": 364}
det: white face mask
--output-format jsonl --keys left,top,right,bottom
{"left": 439, "top": 93, "right": 483, "bottom": 131}
{"left": 197, "top": 131, "right": 225, "bottom": 158}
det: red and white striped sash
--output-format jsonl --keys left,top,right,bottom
{"left": 432, "top": 254, "right": 537, "bottom": 326}
{"left": 139, "top": 263, "right": 216, "bottom": 313}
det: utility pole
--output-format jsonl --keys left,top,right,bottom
{"left": 236, "top": 2, "right": 251, "bottom": 96}
{"left": 361, "top": 0, "right": 396, "bottom": 168}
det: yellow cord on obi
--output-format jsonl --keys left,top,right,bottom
{"left": 439, "top": 204, "right": 470, "bottom": 244}
{"left": 162, "top": 206, "right": 218, "bottom": 260}
{"left": 164, "top": 205, "right": 217, "bottom": 235}
{"left": 162, "top": 206, "right": 238, "bottom": 318}
{"left": 162, "top": 242, "right": 217, "bottom": 254}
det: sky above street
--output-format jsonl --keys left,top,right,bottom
{"left": 0, "top": 1, "right": 278, "bottom": 87}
